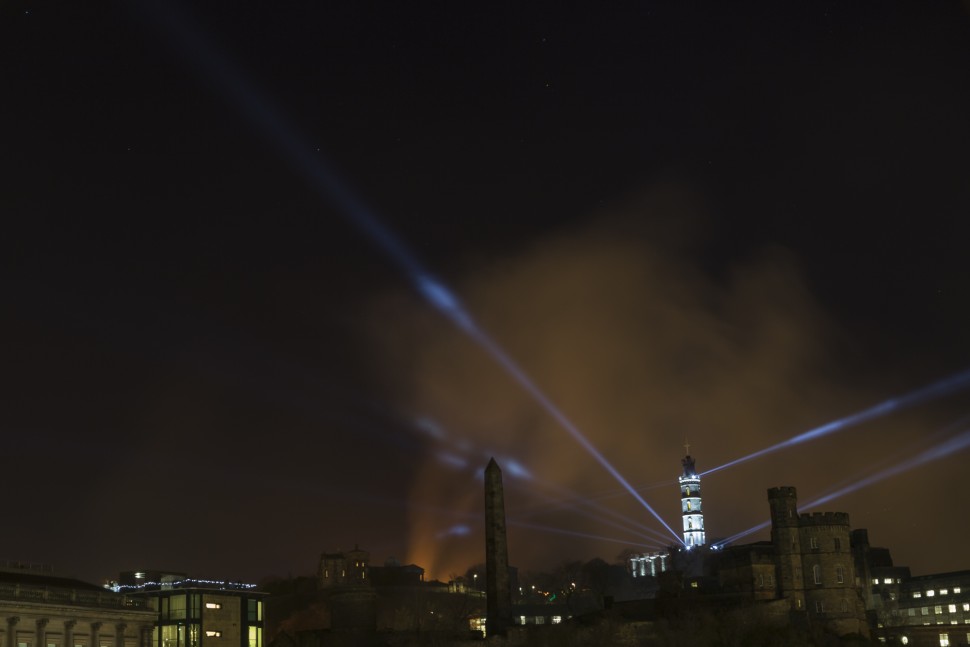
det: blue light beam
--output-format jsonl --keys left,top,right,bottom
{"left": 701, "top": 369, "right": 970, "bottom": 477}
{"left": 508, "top": 518, "right": 666, "bottom": 551}
{"left": 715, "top": 423, "right": 970, "bottom": 548}
{"left": 136, "top": 0, "right": 683, "bottom": 544}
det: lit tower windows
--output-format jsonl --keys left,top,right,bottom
{"left": 679, "top": 441, "right": 705, "bottom": 547}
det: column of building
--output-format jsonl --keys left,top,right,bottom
{"left": 6, "top": 617, "right": 19, "bottom": 647}
{"left": 36, "top": 619, "right": 48, "bottom": 647}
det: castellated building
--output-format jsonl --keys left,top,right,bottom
{"left": 767, "top": 486, "right": 867, "bottom": 633}
{"left": 717, "top": 486, "right": 869, "bottom": 638}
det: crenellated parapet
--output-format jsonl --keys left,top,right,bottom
{"left": 767, "top": 486, "right": 798, "bottom": 499}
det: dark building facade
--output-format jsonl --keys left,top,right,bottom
{"left": 851, "top": 531, "right": 970, "bottom": 646}
{"left": 317, "top": 548, "right": 368, "bottom": 589}
{"left": 0, "top": 563, "right": 156, "bottom": 647}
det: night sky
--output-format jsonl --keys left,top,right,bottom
{"left": 2, "top": 1, "right": 969, "bottom": 586}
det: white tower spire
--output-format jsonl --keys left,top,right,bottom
{"left": 679, "top": 443, "right": 705, "bottom": 548}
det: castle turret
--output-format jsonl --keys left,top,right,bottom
{"left": 679, "top": 443, "right": 705, "bottom": 547}
{"left": 769, "top": 486, "right": 805, "bottom": 610}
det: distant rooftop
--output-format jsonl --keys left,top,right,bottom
{"left": 0, "top": 559, "right": 55, "bottom": 574}
{"left": 0, "top": 564, "right": 152, "bottom": 611}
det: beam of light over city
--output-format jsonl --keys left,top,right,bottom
{"left": 714, "top": 422, "right": 970, "bottom": 548}
{"left": 417, "top": 416, "right": 677, "bottom": 543}
{"left": 512, "top": 491, "right": 675, "bottom": 545}
{"left": 701, "top": 368, "right": 970, "bottom": 477}
{"left": 508, "top": 480, "right": 677, "bottom": 544}
{"left": 136, "top": 0, "right": 683, "bottom": 545}
{"left": 507, "top": 518, "right": 666, "bottom": 551}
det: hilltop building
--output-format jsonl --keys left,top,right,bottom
{"left": 628, "top": 448, "right": 703, "bottom": 581}
{"left": 317, "top": 547, "right": 368, "bottom": 589}
{"left": 679, "top": 444, "right": 705, "bottom": 548}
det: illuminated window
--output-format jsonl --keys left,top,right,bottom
{"left": 690, "top": 581, "right": 698, "bottom": 588}
{"left": 908, "top": 609, "right": 916, "bottom": 617}
{"left": 161, "top": 625, "right": 181, "bottom": 647}
{"left": 939, "top": 633, "right": 949, "bottom": 646}
{"left": 936, "top": 606, "right": 944, "bottom": 615}
{"left": 247, "top": 600, "right": 263, "bottom": 622}
{"left": 204, "top": 633, "right": 221, "bottom": 638}
{"left": 923, "top": 607, "right": 930, "bottom": 616}
{"left": 900, "top": 638, "right": 909, "bottom": 646}
{"left": 954, "top": 587, "right": 961, "bottom": 594}
{"left": 247, "top": 627, "right": 261, "bottom": 647}
{"left": 928, "top": 590, "right": 936, "bottom": 597}
{"left": 884, "top": 578, "right": 893, "bottom": 584}
{"left": 837, "top": 566, "right": 845, "bottom": 584}
{"left": 949, "top": 605, "right": 957, "bottom": 613}
{"left": 941, "top": 589, "right": 949, "bottom": 595}
{"left": 915, "top": 592, "right": 923, "bottom": 598}
{"left": 206, "top": 603, "right": 221, "bottom": 609}
{"left": 813, "top": 565, "right": 822, "bottom": 585}
{"left": 873, "top": 579, "right": 880, "bottom": 585}
{"left": 963, "top": 604, "right": 969, "bottom": 612}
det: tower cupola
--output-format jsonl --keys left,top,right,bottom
{"left": 679, "top": 441, "right": 705, "bottom": 547}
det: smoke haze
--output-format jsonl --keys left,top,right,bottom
{"left": 366, "top": 186, "right": 965, "bottom": 579}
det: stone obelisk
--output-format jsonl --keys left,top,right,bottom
{"left": 485, "top": 457, "right": 512, "bottom": 637}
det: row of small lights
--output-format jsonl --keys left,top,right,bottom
{"left": 108, "top": 578, "right": 257, "bottom": 592}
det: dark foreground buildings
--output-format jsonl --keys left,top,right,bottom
{"left": 0, "top": 562, "right": 156, "bottom": 647}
